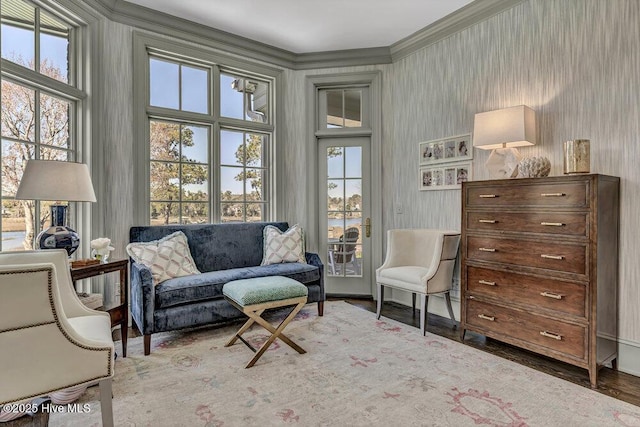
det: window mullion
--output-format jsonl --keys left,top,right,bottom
{"left": 68, "top": 18, "right": 76, "bottom": 88}
{"left": 34, "top": 87, "right": 41, "bottom": 243}
{"left": 34, "top": 90, "right": 41, "bottom": 159}
{"left": 210, "top": 66, "right": 219, "bottom": 221}
{"left": 178, "top": 64, "right": 183, "bottom": 111}
{"left": 1, "top": 63, "right": 86, "bottom": 101}
{"left": 34, "top": 6, "right": 41, "bottom": 74}
{"left": 212, "top": 66, "right": 220, "bottom": 120}
{"left": 241, "top": 78, "right": 246, "bottom": 122}
{"left": 242, "top": 131, "right": 247, "bottom": 220}
{"left": 178, "top": 124, "right": 183, "bottom": 223}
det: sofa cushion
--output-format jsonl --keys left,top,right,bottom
{"left": 155, "top": 262, "right": 320, "bottom": 309}
{"left": 261, "top": 224, "right": 306, "bottom": 265}
{"left": 126, "top": 231, "right": 200, "bottom": 285}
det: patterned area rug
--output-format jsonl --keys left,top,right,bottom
{"left": 51, "top": 301, "right": 640, "bottom": 426}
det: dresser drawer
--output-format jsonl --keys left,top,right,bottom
{"left": 465, "top": 299, "right": 586, "bottom": 359}
{"left": 466, "top": 266, "right": 586, "bottom": 317}
{"left": 466, "top": 211, "right": 588, "bottom": 237}
{"left": 466, "top": 181, "right": 588, "bottom": 208}
{"left": 467, "top": 235, "right": 587, "bottom": 275}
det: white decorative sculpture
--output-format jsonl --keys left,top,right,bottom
{"left": 485, "top": 148, "right": 522, "bottom": 179}
{"left": 517, "top": 156, "right": 551, "bottom": 178}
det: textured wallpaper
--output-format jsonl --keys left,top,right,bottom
{"left": 98, "top": 19, "right": 135, "bottom": 303}
{"left": 383, "top": 0, "right": 640, "bottom": 343}
{"left": 282, "top": 0, "right": 640, "bottom": 343}
{"left": 89, "top": 0, "right": 640, "bottom": 343}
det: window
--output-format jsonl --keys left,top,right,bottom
{"left": 149, "top": 120, "right": 209, "bottom": 225}
{"left": 220, "top": 130, "right": 267, "bottom": 222}
{"left": 142, "top": 44, "right": 275, "bottom": 225}
{"left": 149, "top": 57, "right": 208, "bottom": 114}
{"left": 220, "top": 73, "right": 269, "bottom": 123}
{"left": 324, "top": 89, "right": 362, "bottom": 128}
{"left": 1, "top": 0, "right": 71, "bottom": 83}
{"left": 1, "top": 0, "right": 82, "bottom": 251}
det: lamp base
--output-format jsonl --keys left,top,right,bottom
{"left": 36, "top": 226, "right": 80, "bottom": 256}
{"left": 485, "top": 147, "right": 522, "bottom": 179}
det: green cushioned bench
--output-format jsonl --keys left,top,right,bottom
{"left": 222, "top": 276, "right": 308, "bottom": 368}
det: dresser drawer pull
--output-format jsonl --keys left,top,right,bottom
{"left": 479, "top": 194, "right": 498, "bottom": 198}
{"left": 540, "top": 331, "right": 563, "bottom": 340}
{"left": 479, "top": 219, "right": 497, "bottom": 224}
{"left": 479, "top": 280, "right": 496, "bottom": 286}
{"left": 541, "top": 222, "right": 564, "bottom": 227}
{"left": 541, "top": 193, "right": 566, "bottom": 197}
{"left": 478, "top": 314, "right": 495, "bottom": 321}
{"left": 478, "top": 247, "right": 497, "bottom": 252}
{"left": 540, "top": 291, "right": 563, "bottom": 300}
{"left": 541, "top": 254, "right": 564, "bottom": 260}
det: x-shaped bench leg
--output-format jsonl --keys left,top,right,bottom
{"left": 225, "top": 309, "right": 266, "bottom": 347}
{"left": 225, "top": 297, "right": 307, "bottom": 368}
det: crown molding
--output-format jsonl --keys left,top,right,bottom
{"left": 390, "top": 0, "right": 526, "bottom": 62}
{"left": 89, "top": 0, "right": 296, "bottom": 68}
{"left": 295, "top": 47, "right": 391, "bottom": 70}
{"left": 85, "top": 0, "right": 525, "bottom": 69}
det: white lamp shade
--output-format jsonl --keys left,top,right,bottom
{"left": 473, "top": 105, "right": 537, "bottom": 150}
{"left": 16, "top": 160, "right": 97, "bottom": 202}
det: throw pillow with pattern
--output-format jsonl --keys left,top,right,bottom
{"left": 261, "top": 224, "right": 306, "bottom": 265}
{"left": 126, "top": 231, "right": 200, "bottom": 285}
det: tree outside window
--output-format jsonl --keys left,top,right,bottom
{"left": 149, "top": 120, "right": 209, "bottom": 225}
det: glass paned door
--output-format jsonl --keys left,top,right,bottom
{"left": 320, "top": 138, "right": 371, "bottom": 295}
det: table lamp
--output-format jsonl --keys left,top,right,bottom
{"left": 15, "top": 160, "right": 97, "bottom": 255}
{"left": 473, "top": 105, "right": 537, "bottom": 179}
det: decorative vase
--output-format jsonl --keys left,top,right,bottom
{"left": 91, "top": 248, "right": 110, "bottom": 263}
{"left": 563, "top": 139, "right": 590, "bottom": 174}
{"left": 37, "top": 225, "right": 80, "bottom": 256}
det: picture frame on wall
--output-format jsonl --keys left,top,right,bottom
{"left": 419, "top": 161, "right": 472, "bottom": 191}
{"left": 419, "top": 134, "right": 473, "bottom": 165}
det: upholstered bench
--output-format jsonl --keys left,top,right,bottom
{"left": 223, "top": 276, "right": 308, "bottom": 368}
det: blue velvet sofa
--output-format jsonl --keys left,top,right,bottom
{"left": 129, "top": 222, "right": 324, "bottom": 355}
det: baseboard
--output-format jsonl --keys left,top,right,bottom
{"left": 327, "top": 293, "right": 374, "bottom": 300}
{"left": 617, "top": 339, "right": 640, "bottom": 377}
{"left": 384, "top": 291, "right": 640, "bottom": 378}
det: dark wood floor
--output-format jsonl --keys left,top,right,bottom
{"left": 120, "top": 298, "right": 640, "bottom": 408}
{"left": 341, "top": 297, "right": 640, "bottom": 408}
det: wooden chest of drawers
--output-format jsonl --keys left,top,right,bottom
{"left": 460, "top": 174, "right": 619, "bottom": 388}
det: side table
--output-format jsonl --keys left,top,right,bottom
{"left": 71, "top": 259, "right": 129, "bottom": 357}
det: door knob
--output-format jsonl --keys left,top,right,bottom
{"left": 365, "top": 218, "right": 371, "bottom": 238}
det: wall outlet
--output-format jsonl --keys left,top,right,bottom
{"left": 395, "top": 203, "right": 403, "bottom": 214}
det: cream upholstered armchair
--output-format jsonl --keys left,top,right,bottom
{"left": 0, "top": 250, "right": 115, "bottom": 426}
{"left": 376, "top": 229, "right": 460, "bottom": 336}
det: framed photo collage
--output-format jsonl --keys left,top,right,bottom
{"left": 419, "top": 134, "right": 472, "bottom": 191}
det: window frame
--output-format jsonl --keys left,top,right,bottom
{"left": 0, "top": 0, "right": 88, "bottom": 252}
{"left": 133, "top": 32, "right": 281, "bottom": 226}
{"left": 318, "top": 86, "right": 370, "bottom": 131}
{"left": 219, "top": 127, "right": 270, "bottom": 222}
{"left": 148, "top": 118, "right": 212, "bottom": 225}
